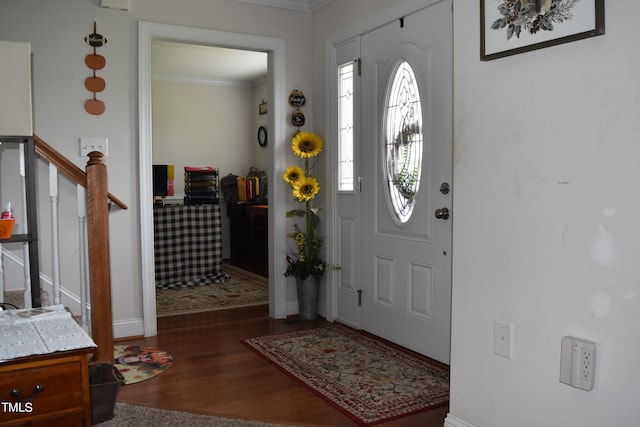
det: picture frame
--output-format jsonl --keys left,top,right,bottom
{"left": 258, "top": 100, "right": 268, "bottom": 115}
{"left": 481, "top": 0, "right": 605, "bottom": 61}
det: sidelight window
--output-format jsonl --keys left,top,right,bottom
{"left": 338, "top": 62, "right": 354, "bottom": 192}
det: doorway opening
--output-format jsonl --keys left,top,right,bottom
{"left": 139, "top": 22, "right": 288, "bottom": 337}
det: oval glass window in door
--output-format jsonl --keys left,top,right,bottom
{"left": 383, "top": 60, "right": 423, "bottom": 224}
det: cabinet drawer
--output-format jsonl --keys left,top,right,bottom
{"left": 0, "top": 358, "right": 84, "bottom": 423}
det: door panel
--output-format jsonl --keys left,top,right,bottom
{"left": 360, "top": 0, "right": 452, "bottom": 363}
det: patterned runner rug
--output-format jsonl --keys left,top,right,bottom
{"left": 156, "top": 263, "right": 268, "bottom": 317}
{"left": 243, "top": 325, "right": 449, "bottom": 426}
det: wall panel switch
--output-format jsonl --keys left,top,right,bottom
{"left": 80, "top": 137, "right": 108, "bottom": 157}
{"left": 494, "top": 321, "right": 513, "bottom": 359}
{"left": 560, "top": 336, "right": 596, "bottom": 391}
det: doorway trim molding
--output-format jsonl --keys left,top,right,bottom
{"left": 138, "top": 21, "right": 287, "bottom": 336}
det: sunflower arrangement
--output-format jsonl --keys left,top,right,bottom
{"left": 283, "top": 131, "right": 328, "bottom": 281}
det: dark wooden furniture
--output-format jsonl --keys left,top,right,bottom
{"left": 226, "top": 203, "right": 268, "bottom": 276}
{"left": 248, "top": 204, "right": 268, "bottom": 268}
{"left": 0, "top": 348, "right": 93, "bottom": 426}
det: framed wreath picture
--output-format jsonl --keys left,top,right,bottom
{"left": 481, "top": 0, "right": 605, "bottom": 61}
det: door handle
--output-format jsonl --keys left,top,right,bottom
{"left": 434, "top": 207, "right": 450, "bottom": 220}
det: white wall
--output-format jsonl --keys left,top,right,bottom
{"left": 0, "top": 0, "right": 313, "bottom": 335}
{"left": 152, "top": 80, "right": 257, "bottom": 198}
{"left": 449, "top": 1, "right": 640, "bottom": 426}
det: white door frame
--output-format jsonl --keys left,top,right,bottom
{"left": 138, "top": 21, "right": 287, "bottom": 337}
{"left": 325, "top": 0, "right": 447, "bottom": 324}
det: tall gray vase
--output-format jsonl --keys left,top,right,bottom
{"left": 296, "top": 277, "right": 320, "bottom": 320}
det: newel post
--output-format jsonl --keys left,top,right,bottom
{"left": 86, "top": 151, "right": 113, "bottom": 363}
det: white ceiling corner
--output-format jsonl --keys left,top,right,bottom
{"left": 232, "top": 0, "right": 334, "bottom": 13}
{"left": 308, "top": 0, "right": 335, "bottom": 12}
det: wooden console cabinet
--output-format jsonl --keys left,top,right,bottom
{"left": 0, "top": 348, "right": 93, "bottom": 426}
{"left": 226, "top": 203, "right": 268, "bottom": 276}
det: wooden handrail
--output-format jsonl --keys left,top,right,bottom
{"left": 33, "top": 134, "right": 128, "bottom": 210}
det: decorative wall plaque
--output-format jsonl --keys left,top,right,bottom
{"left": 84, "top": 21, "right": 107, "bottom": 115}
{"left": 291, "top": 108, "right": 305, "bottom": 127}
{"left": 288, "top": 89, "right": 306, "bottom": 108}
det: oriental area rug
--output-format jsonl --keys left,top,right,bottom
{"left": 114, "top": 345, "right": 173, "bottom": 385}
{"left": 156, "top": 263, "right": 268, "bottom": 317}
{"left": 242, "top": 325, "right": 449, "bottom": 426}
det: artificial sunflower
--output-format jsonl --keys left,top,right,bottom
{"left": 283, "top": 131, "right": 330, "bottom": 281}
{"left": 293, "top": 176, "right": 320, "bottom": 202}
{"left": 283, "top": 166, "right": 304, "bottom": 185}
{"left": 291, "top": 131, "right": 323, "bottom": 158}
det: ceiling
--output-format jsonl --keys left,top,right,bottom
{"left": 151, "top": 41, "right": 268, "bottom": 86}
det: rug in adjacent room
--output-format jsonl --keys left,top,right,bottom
{"left": 242, "top": 325, "right": 449, "bottom": 426}
{"left": 156, "top": 263, "right": 268, "bottom": 317}
{"left": 114, "top": 345, "right": 173, "bottom": 385}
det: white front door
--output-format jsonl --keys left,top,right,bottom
{"left": 360, "top": 0, "right": 453, "bottom": 363}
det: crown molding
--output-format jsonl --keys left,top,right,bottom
{"left": 232, "top": 0, "right": 334, "bottom": 12}
{"left": 152, "top": 73, "right": 256, "bottom": 88}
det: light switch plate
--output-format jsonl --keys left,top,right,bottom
{"left": 80, "top": 137, "right": 108, "bottom": 157}
{"left": 494, "top": 321, "right": 513, "bottom": 359}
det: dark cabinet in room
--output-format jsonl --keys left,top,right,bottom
{"left": 226, "top": 202, "right": 268, "bottom": 276}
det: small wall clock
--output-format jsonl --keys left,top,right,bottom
{"left": 258, "top": 126, "right": 267, "bottom": 147}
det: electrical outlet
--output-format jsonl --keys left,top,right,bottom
{"left": 560, "top": 336, "right": 596, "bottom": 391}
{"left": 581, "top": 345, "right": 595, "bottom": 383}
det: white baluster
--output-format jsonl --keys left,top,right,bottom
{"left": 19, "top": 144, "right": 31, "bottom": 308}
{"left": 77, "top": 186, "right": 90, "bottom": 332}
{"left": 49, "top": 164, "right": 61, "bottom": 305}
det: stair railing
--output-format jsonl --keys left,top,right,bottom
{"left": 34, "top": 135, "right": 125, "bottom": 363}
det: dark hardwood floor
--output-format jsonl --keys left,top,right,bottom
{"left": 115, "top": 305, "right": 449, "bottom": 426}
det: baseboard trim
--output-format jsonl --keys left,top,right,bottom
{"left": 113, "top": 317, "right": 144, "bottom": 339}
{"left": 2, "top": 247, "right": 80, "bottom": 310}
{"left": 445, "top": 414, "right": 476, "bottom": 427}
